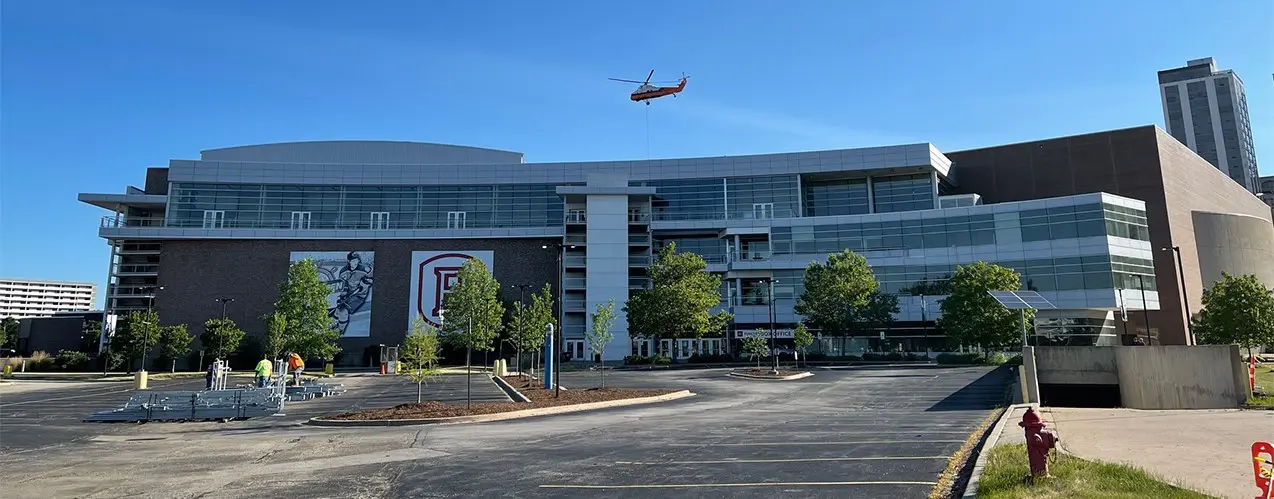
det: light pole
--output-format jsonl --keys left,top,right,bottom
{"left": 920, "top": 293, "right": 928, "bottom": 356}
{"left": 1137, "top": 275, "right": 1152, "bottom": 345}
{"left": 766, "top": 278, "right": 779, "bottom": 373}
{"left": 513, "top": 284, "right": 531, "bottom": 375}
{"left": 1162, "top": 246, "right": 1195, "bottom": 345}
{"left": 215, "top": 297, "right": 234, "bottom": 319}
{"left": 141, "top": 286, "right": 164, "bottom": 372}
{"left": 542, "top": 243, "right": 575, "bottom": 398}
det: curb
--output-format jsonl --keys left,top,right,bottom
{"left": 306, "top": 390, "right": 696, "bottom": 427}
{"left": 489, "top": 375, "right": 531, "bottom": 403}
{"left": 961, "top": 403, "right": 1033, "bottom": 498}
{"left": 726, "top": 371, "right": 814, "bottom": 381}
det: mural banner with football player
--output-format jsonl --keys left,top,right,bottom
{"left": 290, "top": 251, "right": 375, "bottom": 338}
{"left": 408, "top": 251, "right": 495, "bottom": 330}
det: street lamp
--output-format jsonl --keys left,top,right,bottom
{"left": 1162, "top": 246, "right": 1195, "bottom": 345}
{"left": 542, "top": 242, "right": 575, "bottom": 398}
{"left": 215, "top": 297, "right": 235, "bottom": 319}
{"left": 766, "top": 278, "right": 779, "bottom": 373}
{"left": 146, "top": 286, "right": 165, "bottom": 312}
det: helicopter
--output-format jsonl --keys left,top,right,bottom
{"left": 608, "top": 69, "right": 688, "bottom": 105}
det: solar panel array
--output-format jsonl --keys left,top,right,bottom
{"left": 987, "top": 290, "right": 1058, "bottom": 310}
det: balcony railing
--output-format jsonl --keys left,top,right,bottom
{"left": 651, "top": 208, "right": 799, "bottom": 222}
{"left": 563, "top": 256, "right": 587, "bottom": 267}
{"left": 562, "top": 278, "right": 586, "bottom": 289}
{"left": 563, "top": 300, "right": 586, "bottom": 311}
{"left": 563, "top": 235, "right": 587, "bottom": 245}
{"left": 628, "top": 211, "right": 651, "bottom": 223}
{"left": 116, "top": 264, "right": 160, "bottom": 274}
{"left": 100, "top": 216, "right": 567, "bottom": 231}
{"left": 628, "top": 234, "right": 651, "bottom": 245}
{"left": 566, "top": 211, "right": 587, "bottom": 223}
{"left": 628, "top": 255, "right": 650, "bottom": 267}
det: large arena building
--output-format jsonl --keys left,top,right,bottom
{"left": 79, "top": 125, "right": 1274, "bottom": 365}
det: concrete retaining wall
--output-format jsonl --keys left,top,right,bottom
{"left": 1114, "top": 345, "right": 1247, "bottom": 409}
{"left": 1035, "top": 346, "right": 1118, "bottom": 385}
{"left": 1030, "top": 345, "right": 1248, "bottom": 409}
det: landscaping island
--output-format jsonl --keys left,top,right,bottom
{"left": 728, "top": 368, "right": 814, "bottom": 380}
{"left": 321, "top": 375, "right": 681, "bottom": 421}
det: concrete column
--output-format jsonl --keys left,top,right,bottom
{"left": 1021, "top": 346, "right": 1040, "bottom": 404}
{"left": 586, "top": 193, "right": 631, "bottom": 361}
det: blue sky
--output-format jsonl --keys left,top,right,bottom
{"left": 1, "top": 0, "right": 1271, "bottom": 306}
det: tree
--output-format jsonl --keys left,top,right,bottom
{"left": 587, "top": 299, "right": 618, "bottom": 388}
{"left": 1193, "top": 272, "right": 1274, "bottom": 359}
{"left": 525, "top": 283, "right": 556, "bottom": 374}
{"left": 271, "top": 259, "right": 341, "bottom": 361}
{"left": 81, "top": 320, "right": 103, "bottom": 353}
{"left": 508, "top": 299, "right": 542, "bottom": 376}
{"left": 861, "top": 291, "right": 901, "bottom": 333}
{"left": 742, "top": 329, "right": 771, "bottom": 369}
{"left": 440, "top": 259, "right": 505, "bottom": 364}
{"left": 157, "top": 324, "right": 192, "bottom": 372}
{"left": 265, "top": 311, "right": 288, "bottom": 358}
{"left": 937, "top": 261, "right": 1030, "bottom": 348}
{"left": 402, "top": 318, "right": 442, "bottom": 403}
{"left": 1, "top": 317, "right": 18, "bottom": 349}
{"left": 625, "top": 243, "right": 732, "bottom": 351}
{"left": 795, "top": 249, "right": 879, "bottom": 336}
{"left": 111, "top": 311, "right": 161, "bottom": 371}
{"left": 200, "top": 318, "right": 245, "bottom": 361}
{"left": 793, "top": 322, "right": 813, "bottom": 368}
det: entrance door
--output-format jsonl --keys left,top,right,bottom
{"left": 659, "top": 339, "right": 673, "bottom": 357}
{"left": 202, "top": 210, "right": 225, "bottom": 229}
{"left": 677, "top": 339, "right": 693, "bottom": 359}
{"left": 752, "top": 203, "right": 774, "bottom": 220}
{"left": 290, "top": 211, "right": 311, "bottom": 230}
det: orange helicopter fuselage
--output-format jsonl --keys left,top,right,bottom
{"left": 631, "top": 78, "right": 687, "bottom": 102}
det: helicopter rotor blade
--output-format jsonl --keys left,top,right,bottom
{"left": 643, "top": 69, "right": 655, "bottom": 85}
{"left": 608, "top": 78, "right": 646, "bottom": 84}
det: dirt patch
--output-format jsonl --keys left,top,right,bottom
{"left": 735, "top": 369, "right": 807, "bottom": 377}
{"left": 325, "top": 376, "right": 676, "bottom": 420}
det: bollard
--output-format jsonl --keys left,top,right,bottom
{"left": 324, "top": 362, "right": 334, "bottom": 375}
{"left": 134, "top": 370, "right": 149, "bottom": 390}
{"left": 2, "top": 364, "right": 11, "bottom": 378}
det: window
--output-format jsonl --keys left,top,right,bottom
{"left": 369, "top": 212, "right": 389, "bottom": 230}
{"left": 447, "top": 211, "right": 467, "bottom": 229}
{"left": 290, "top": 211, "right": 312, "bottom": 230}
{"left": 201, "top": 210, "right": 225, "bottom": 229}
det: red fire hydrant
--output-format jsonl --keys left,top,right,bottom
{"left": 1019, "top": 407, "right": 1058, "bottom": 480}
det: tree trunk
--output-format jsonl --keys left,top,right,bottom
{"left": 601, "top": 365, "right": 606, "bottom": 389}
{"left": 417, "top": 380, "right": 423, "bottom": 403}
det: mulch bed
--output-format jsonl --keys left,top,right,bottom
{"left": 735, "top": 368, "right": 808, "bottom": 377}
{"left": 325, "top": 375, "right": 676, "bottom": 420}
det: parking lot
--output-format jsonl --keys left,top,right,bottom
{"left": 0, "top": 365, "right": 1011, "bottom": 498}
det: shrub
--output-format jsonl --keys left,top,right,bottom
{"left": 624, "top": 355, "right": 650, "bottom": 365}
{"left": 28, "top": 351, "right": 55, "bottom": 371}
{"left": 650, "top": 355, "right": 673, "bottom": 365}
{"left": 861, "top": 352, "right": 904, "bottom": 361}
{"left": 56, "top": 350, "right": 91, "bottom": 371}
{"left": 935, "top": 352, "right": 1019, "bottom": 365}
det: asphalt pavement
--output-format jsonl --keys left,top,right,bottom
{"left": 0, "top": 365, "right": 1012, "bottom": 499}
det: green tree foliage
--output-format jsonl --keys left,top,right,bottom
{"left": 271, "top": 259, "right": 341, "bottom": 360}
{"left": 523, "top": 283, "right": 556, "bottom": 373}
{"left": 937, "top": 261, "right": 1030, "bottom": 348}
{"left": 795, "top": 250, "right": 881, "bottom": 336}
{"left": 111, "top": 311, "right": 161, "bottom": 371}
{"left": 440, "top": 259, "right": 505, "bottom": 362}
{"left": 508, "top": 296, "right": 547, "bottom": 373}
{"left": 265, "top": 311, "right": 288, "bottom": 358}
{"left": 1, "top": 317, "right": 19, "bottom": 348}
{"left": 793, "top": 322, "right": 814, "bottom": 367}
{"left": 157, "top": 324, "right": 193, "bottom": 370}
{"left": 587, "top": 299, "right": 618, "bottom": 388}
{"left": 1193, "top": 272, "right": 1274, "bottom": 357}
{"left": 81, "top": 320, "right": 103, "bottom": 353}
{"left": 861, "top": 291, "right": 901, "bottom": 333}
{"left": 402, "top": 318, "right": 442, "bottom": 402}
{"left": 625, "top": 243, "right": 732, "bottom": 343}
{"left": 200, "top": 318, "right": 246, "bottom": 361}
{"left": 742, "top": 329, "right": 771, "bottom": 368}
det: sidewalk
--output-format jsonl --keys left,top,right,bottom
{"left": 1042, "top": 407, "right": 1272, "bottom": 499}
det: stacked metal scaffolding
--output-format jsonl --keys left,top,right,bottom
{"left": 85, "top": 363, "right": 345, "bottom": 423}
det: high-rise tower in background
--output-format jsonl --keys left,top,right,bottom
{"left": 1158, "top": 58, "right": 1259, "bottom": 193}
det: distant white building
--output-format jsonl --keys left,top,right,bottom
{"left": 0, "top": 278, "right": 97, "bottom": 319}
